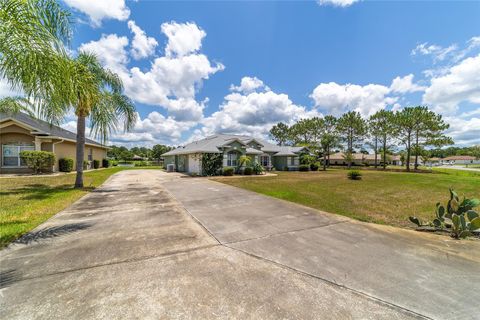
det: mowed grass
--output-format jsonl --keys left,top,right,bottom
{"left": 213, "top": 168, "right": 480, "bottom": 228}
{"left": 0, "top": 166, "right": 162, "bottom": 247}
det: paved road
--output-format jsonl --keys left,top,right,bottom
{"left": 437, "top": 165, "right": 480, "bottom": 172}
{"left": 1, "top": 171, "right": 478, "bottom": 319}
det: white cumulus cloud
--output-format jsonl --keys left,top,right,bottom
{"left": 390, "top": 74, "right": 426, "bottom": 93}
{"left": 423, "top": 54, "right": 480, "bottom": 114}
{"left": 161, "top": 22, "right": 206, "bottom": 57}
{"left": 230, "top": 76, "right": 269, "bottom": 94}
{"left": 79, "top": 34, "right": 129, "bottom": 74}
{"left": 128, "top": 20, "right": 158, "bottom": 60}
{"left": 317, "top": 0, "right": 359, "bottom": 7}
{"left": 199, "top": 77, "right": 319, "bottom": 139}
{"left": 310, "top": 82, "right": 395, "bottom": 117}
{"left": 78, "top": 21, "right": 224, "bottom": 122}
{"left": 63, "top": 0, "right": 130, "bottom": 27}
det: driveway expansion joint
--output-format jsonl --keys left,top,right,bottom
{"left": 4, "top": 244, "right": 220, "bottom": 285}
{"left": 222, "top": 220, "right": 349, "bottom": 245}
{"left": 224, "top": 244, "right": 432, "bottom": 320}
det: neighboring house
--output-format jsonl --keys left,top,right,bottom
{"left": 424, "top": 157, "right": 441, "bottom": 166}
{"left": 441, "top": 155, "right": 479, "bottom": 165}
{"left": 1, "top": 112, "right": 108, "bottom": 174}
{"left": 162, "top": 134, "right": 307, "bottom": 174}
{"left": 328, "top": 152, "right": 404, "bottom": 166}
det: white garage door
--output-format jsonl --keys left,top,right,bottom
{"left": 188, "top": 154, "right": 201, "bottom": 174}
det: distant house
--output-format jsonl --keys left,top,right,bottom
{"left": 328, "top": 152, "right": 405, "bottom": 166}
{"left": 441, "top": 155, "right": 479, "bottom": 165}
{"left": 161, "top": 134, "right": 307, "bottom": 174}
{"left": 425, "top": 157, "right": 441, "bottom": 166}
{"left": 1, "top": 112, "right": 109, "bottom": 174}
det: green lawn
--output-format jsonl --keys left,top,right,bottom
{"left": 0, "top": 166, "right": 162, "bottom": 247}
{"left": 213, "top": 168, "right": 480, "bottom": 229}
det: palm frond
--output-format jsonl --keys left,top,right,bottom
{"left": 0, "top": 97, "right": 35, "bottom": 116}
{"left": 89, "top": 92, "right": 137, "bottom": 143}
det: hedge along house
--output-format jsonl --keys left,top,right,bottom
{"left": 0, "top": 112, "right": 109, "bottom": 174}
{"left": 162, "top": 134, "right": 307, "bottom": 174}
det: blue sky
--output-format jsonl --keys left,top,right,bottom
{"left": 2, "top": 0, "right": 479, "bottom": 147}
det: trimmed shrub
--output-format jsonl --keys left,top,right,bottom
{"left": 299, "top": 164, "right": 310, "bottom": 171}
{"left": 244, "top": 167, "right": 253, "bottom": 175}
{"left": 83, "top": 160, "right": 89, "bottom": 170}
{"left": 284, "top": 166, "right": 289, "bottom": 171}
{"left": 102, "top": 159, "right": 110, "bottom": 168}
{"left": 310, "top": 162, "right": 320, "bottom": 171}
{"left": 59, "top": 158, "right": 74, "bottom": 172}
{"left": 347, "top": 170, "right": 362, "bottom": 180}
{"left": 93, "top": 159, "right": 100, "bottom": 169}
{"left": 19, "top": 151, "right": 55, "bottom": 174}
{"left": 223, "top": 167, "right": 234, "bottom": 176}
{"left": 252, "top": 162, "right": 265, "bottom": 175}
{"left": 111, "top": 160, "right": 118, "bottom": 166}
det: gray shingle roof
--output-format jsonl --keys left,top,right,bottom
{"left": 0, "top": 112, "right": 107, "bottom": 148}
{"left": 162, "top": 134, "right": 306, "bottom": 156}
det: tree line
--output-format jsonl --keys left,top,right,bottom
{"left": 269, "top": 106, "right": 453, "bottom": 171}
{"left": 107, "top": 145, "right": 173, "bottom": 161}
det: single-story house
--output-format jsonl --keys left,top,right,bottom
{"left": 161, "top": 134, "right": 307, "bottom": 174}
{"left": 441, "top": 155, "right": 479, "bottom": 165}
{"left": 1, "top": 112, "right": 109, "bottom": 174}
{"left": 328, "top": 152, "right": 404, "bottom": 166}
{"left": 424, "top": 157, "right": 441, "bottom": 166}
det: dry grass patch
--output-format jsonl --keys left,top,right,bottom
{"left": 212, "top": 169, "right": 480, "bottom": 229}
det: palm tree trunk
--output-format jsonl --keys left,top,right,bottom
{"left": 75, "top": 115, "right": 86, "bottom": 188}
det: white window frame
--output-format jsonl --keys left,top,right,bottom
{"left": 260, "top": 155, "right": 270, "bottom": 167}
{"left": 88, "top": 148, "right": 93, "bottom": 161}
{"left": 2, "top": 144, "right": 35, "bottom": 168}
{"left": 227, "top": 152, "right": 238, "bottom": 167}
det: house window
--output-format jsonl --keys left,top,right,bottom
{"left": 227, "top": 152, "right": 237, "bottom": 166}
{"left": 260, "top": 155, "right": 269, "bottom": 167}
{"left": 2, "top": 144, "right": 35, "bottom": 167}
{"left": 88, "top": 148, "right": 93, "bottom": 161}
{"left": 290, "top": 157, "right": 295, "bottom": 166}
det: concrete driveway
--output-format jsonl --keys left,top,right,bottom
{"left": 1, "top": 170, "right": 478, "bottom": 319}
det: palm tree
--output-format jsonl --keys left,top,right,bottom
{"left": 0, "top": 0, "right": 73, "bottom": 121}
{"left": 1, "top": 1, "right": 137, "bottom": 188}
{"left": 71, "top": 52, "right": 136, "bottom": 188}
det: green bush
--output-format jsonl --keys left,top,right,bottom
{"left": 252, "top": 162, "right": 265, "bottom": 175}
{"left": 111, "top": 160, "right": 118, "bottom": 166}
{"left": 284, "top": 166, "right": 289, "bottom": 171}
{"left": 102, "top": 159, "right": 110, "bottom": 168}
{"left": 83, "top": 160, "right": 89, "bottom": 170}
{"left": 93, "top": 159, "right": 100, "bottom": 169}
{"left": 19, "top": 151, "right": 55, "bottom": 174}
{"left": 310, "top": 162, "right": 320, "bottom": 171}
{"left": 223, "top": 167, "right": 234, "bottom": 176}
{"left": 244, "top": 167, "right": 253, "bottom": 175}
{"left": 347, "top": 170, "right": 362, "bottom": 180}
{"left": 134, "top": 161, "right": 148, "bottom": 167}
{"left": 59, "top": 158, "right": 74, "bottom": 172}
{"left": 202, "top": 153, "right": 223, "bottom": 176}
{"left": 299, "top": 164, "right": 310, "bottom": 171}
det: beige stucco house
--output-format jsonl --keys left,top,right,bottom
{"left": 1, "top": 112, "right": 108, "bottom": 174}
